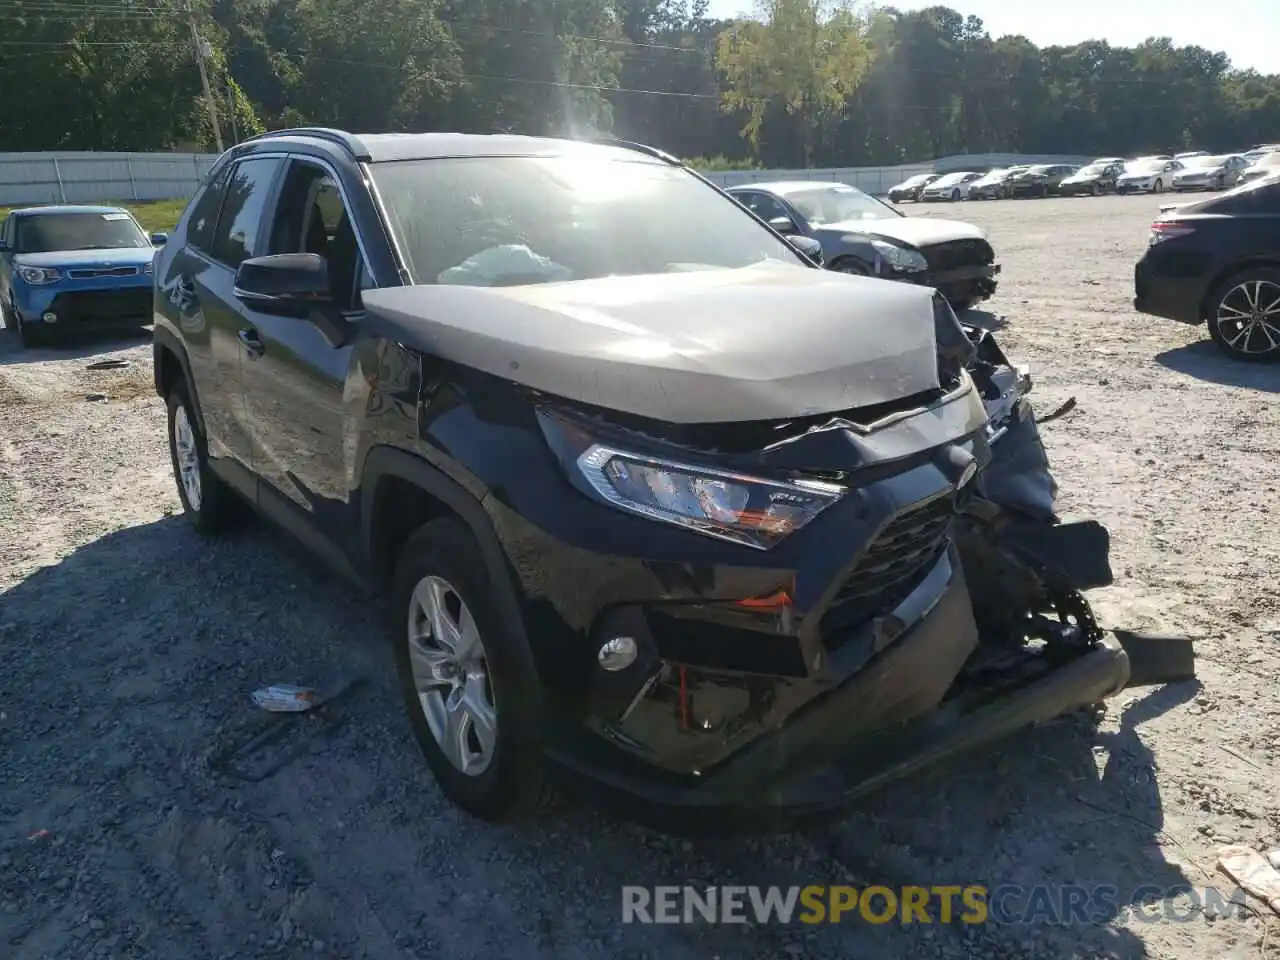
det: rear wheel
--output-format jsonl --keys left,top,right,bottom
{"left": 392, "top": 518, "right": 556, "bottom": 821}
{"left": 1206, "top": 268, "right": 1280, "bottom": 362}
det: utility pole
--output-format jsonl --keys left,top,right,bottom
{"left": 185, "top": 0, "right": 224, "bottom": 152}
{"left": 225, "top": 78, "right": 240, "bottom": 145}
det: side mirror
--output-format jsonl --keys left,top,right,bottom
{"left": 234, "top": 253, "right": 333, "bottom": 319}
{"left": 768, "top": 215, "right": 799, "bottom": 236}
{"left": 150, "top": 232, "right": 168, "bottom": 246}
{"left": 787, "top": 235, "right": 824, "bottom": 267}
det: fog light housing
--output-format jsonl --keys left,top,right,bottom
{"left": 41, "top": 311, "right": 57, "bottom": 323}
{"left": 597, "top": 636, "right": 638, "bottom": 672}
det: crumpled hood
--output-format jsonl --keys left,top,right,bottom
{"left": 361, "top": 262, "right": 943, "bottom": 424}
{"left": 14, "top": 247, "right": 155, "bottom": 269}
{"left": 816, "top": 215, "right": 985, "bottom": 248}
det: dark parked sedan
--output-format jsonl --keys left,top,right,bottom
{"left": 1134, "top": 177, "right": 1280, "bottom": 361}
{"left": 727, "top": 181, "right": 1001, "bottom": 310}
{"left": 1006, "top": 164, "right": 1077, "bottom": 198}
{"left": 1058, "top": 161, "right": 1125, "bottom": 196}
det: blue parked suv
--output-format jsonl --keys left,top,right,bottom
{"left": 0, "top": 204, "right": 167, "bottom": 347}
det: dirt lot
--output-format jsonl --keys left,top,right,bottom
{"left": 1, "top": 193, "right": 1278, "bottom": 960}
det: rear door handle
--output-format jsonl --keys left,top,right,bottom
{"left": 238, "top": 327, "right": 265, "bottom": 359}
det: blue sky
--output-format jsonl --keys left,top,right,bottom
{"left": 705, "top": 0, "right": 1278, "bottom": 75}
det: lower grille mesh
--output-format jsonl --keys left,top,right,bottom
{"left": 821, "top": 494, "right": 956, "bottom": 646}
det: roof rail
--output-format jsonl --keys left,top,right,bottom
{"left": 574, "top": 136, "right": 682, "bottom": 166}
{"left": 239, "top": 127, "right": 370, "bottom": 160}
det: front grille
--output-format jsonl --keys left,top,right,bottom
{"left": 923, "top": 239, "right": 994, "bottom": 272}
{"left": 821, "top": 493, "right": 956, "bottom": 646}
{"left": 68, "top": 266, "right": 139, "bottom": 279}
{"left": 49, "top": 287, "right": 153, "bottom": 323}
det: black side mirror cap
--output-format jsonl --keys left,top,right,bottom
{"left": 234, "top": 253, "right": 332, "bottom": 318}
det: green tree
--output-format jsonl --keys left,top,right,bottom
{"left": 716, "top": 0, "right": 874, "bottom": 166}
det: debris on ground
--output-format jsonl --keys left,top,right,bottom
{"left": 1217, "top": 845, "right": 1280, "bottom": 916}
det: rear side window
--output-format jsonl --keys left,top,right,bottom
{"left": 187, "top": 164, "right": 231, "bottom": 252}
{"left": 210, "top": 157, "right": 284, "bottom": 268}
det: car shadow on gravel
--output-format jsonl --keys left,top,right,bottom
{"left": 0, "top": 515, "right": 1201, "bottom": 960}
{"left": 1155, "top": 340, "right": 1280, "bottom": 393}
{"left": 0, "top": 324, "right": 151, "bottom": 366}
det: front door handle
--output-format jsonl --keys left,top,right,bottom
{"left": 238, "top": 327, "right": 265, "bottom": 359}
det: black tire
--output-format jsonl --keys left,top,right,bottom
{"left": 830, "top": 257, "right": 871, "bottom": 276}
{"left": 1206, "top": 267, "right": 1280, "bottom": 363}
{"left": 1152, "top": 179, "right": 1163, "bottom": 194}
{"left": 949, "top": 296, "right": 977, "bottom": 313}
{"left": 950, "top": 188, "right": 961, "bottom": 202}
{"left": 165, "top": 380, "right": 243, "bottom": 533}
{"left": 1090, "top": 182, "right": 1100, "bottom": 196}
{"left": 17, "top": 317, "right": 41, "bottom": 349}
{"left": 391, "top": 517, "right": 556, "bottom": 821}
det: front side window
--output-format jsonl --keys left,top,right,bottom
{"left": 210, "top": 157, "right": 283, "bottom": 268}
{"left": 15, "top": 211, "right": 149, "bottom": 254}
{"left": 267, "top": 160, "right": 368, "bottom": 309}
{"left": 369, "top": 151, "right": 806, "bottom": 286}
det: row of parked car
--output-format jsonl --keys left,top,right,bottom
{"left": 888, "top": 145, "right": 1280, "bottom": 202}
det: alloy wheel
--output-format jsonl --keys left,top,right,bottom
{"left": 1216, "top": 280, "right": 1280, "bottom": 357}
{"left": 407, "top": 575, "right": 498, "bottom": 777}
{"left": 172, "top": 405, "right": 203, "bottom": 511}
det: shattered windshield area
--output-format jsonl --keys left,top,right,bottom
{"left": 370, "top": 153, "right": 806, "bottom": 286}
{"left": 783, "top": 185, "right": 899, "bottom": 224}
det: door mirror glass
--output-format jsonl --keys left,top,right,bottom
{"left": 234, "top": 253, "right": 332, "bottom": 317}
{"left": 150, "top": 232, "right": 168, "bottom": 246}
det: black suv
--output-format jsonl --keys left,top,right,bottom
{"left": 153, "top": 128, "right": 1130, "bottom": 823}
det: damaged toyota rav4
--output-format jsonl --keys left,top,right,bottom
{"left": 153, "top": 129, "right": 1162, "bottom": 824}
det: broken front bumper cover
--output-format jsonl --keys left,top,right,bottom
{"left": 547, "top": 567, "right": 1130, "bottom": 816}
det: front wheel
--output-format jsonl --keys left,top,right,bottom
{"left": 392, "top": 518, "right": 556, "bottom": 821}
{"left": 950, "top": 188, "right": 961, "bottom": 202}
{"left": 1152, "top": 179, "right": 1163, "bottom": 193}
{"left": 1206, "top": 268, "right": 1280, "bottom": 362}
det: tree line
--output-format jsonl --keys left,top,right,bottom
{"left": 0, "top": 0, "right": 1277, "bottom": 167}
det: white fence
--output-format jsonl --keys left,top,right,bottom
{"left": 0, "top": 149, "right": 1096, "bottom": 206}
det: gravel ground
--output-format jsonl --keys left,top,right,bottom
{"left": 2, "top": 193, "right": 1278, "bottom": 960}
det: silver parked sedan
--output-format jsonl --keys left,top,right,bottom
{"left": 1171, "top": 154, "right": 1251, "bottom": 191}
{"left": 725, "top": 180, "right": 1001, "bottom": 311}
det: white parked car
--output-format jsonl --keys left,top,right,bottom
{"left": 1239, "top": 152, "right": 1280, "bottom": 185}
{"left": 1243, "top": 145, "right": 1280, "bottom": 165}
{"left": 1115, "top": 158, "right": 1184, "bottom": 193}
{"left": 1173, "top": 151, "right": 1210, "bottom": 161}
{"left": 1170, "top": 154, "right": 1251, "bottom": 191}
{"left": 919, "top": 171, "right": 983, "bottom": 202}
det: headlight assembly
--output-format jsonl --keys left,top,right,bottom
{"left": 869, "top": 238, "right": 928, "bottom": 273}
{"left": 537, "top": 410, "right": 845, "bottom": 550}
{"left": 574, "top": 444, "right": 844, "bottom": 549}
{"left": 17, "top": 266, "right": 61, "bottom": 285}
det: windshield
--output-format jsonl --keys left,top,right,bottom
{"left": 900, "top": 174, "right": 932, "bottom": 187}
{"left": 1126, "top": 161, "right": 1163, "bottom": 175}
{"left": 15, "top": 212, "right": 149, "bottom": 254}
{"left": 932, "top": 172, "right": 970, "bottom": 186}
{"left": 977, "top": 169, "right": 1008, "bottom": 182}
{"left": 781, "top": 184, "right": 897, "bottom": 225}
{"left": 1186, "top": 155, "right": 1226, "bottom": 168}
{"left": 1074, "top": 164, "right": 1106, "bottom": 176}
{"left": 1026, "top": 165, "right": 1055, "bottom": 175}
{"left": 369, "top": 154, "right": 806, "bottom": 285}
